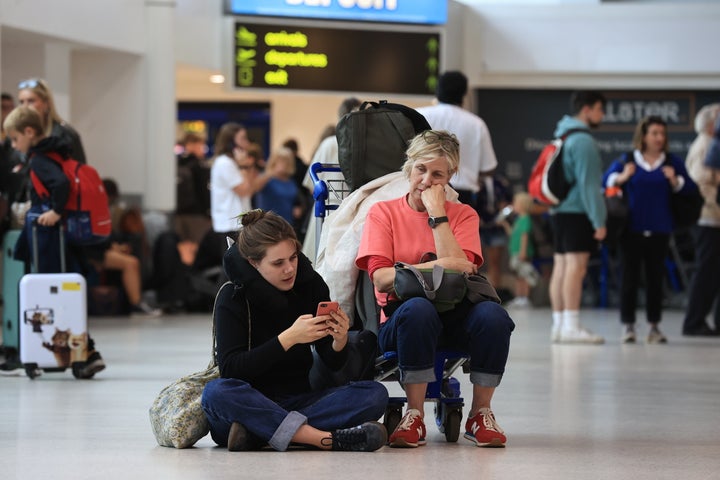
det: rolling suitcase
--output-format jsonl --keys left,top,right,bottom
{"left": 19, "top": 222, "right": 88, "bottom": 379}
{"left": 2, "top": 229, "right": 24, "bottom": 359}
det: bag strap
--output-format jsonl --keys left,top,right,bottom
{"left": 394, "top": 262, "right": 445, "bottom": 301}
{"left": 210, "top": 282, "right": 252, "bottom": 369}
{"left": 558, "top": 127, "right": 589, "bottom": 141}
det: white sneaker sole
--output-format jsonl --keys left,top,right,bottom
{"left": 463, "top": 432, "right": 506, "bottom": 447}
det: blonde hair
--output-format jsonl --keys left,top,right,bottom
{"left": 3, "top": 106, "right": 44, "bottom": 136}
{"left": 17, "top": 78, "right": 64, "bottom": 137}
{"left": 265, "top": 147, "right": 296, "bottom": 176}
{"left": 513, "top": 192, "right": 534, "bottom": 215}
{"left": 401, "top": 130, "right": 460, "bottom": 178}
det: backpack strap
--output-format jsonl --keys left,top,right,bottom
{"left": 558, "top": 127, "right": 589, "bottom": 140}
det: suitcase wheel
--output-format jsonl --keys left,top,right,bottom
{"left": 72, "top": 362, "right": 86, "bottom": 379}
{"left": 24, "top": 364, "right": 42, "bottom": 380}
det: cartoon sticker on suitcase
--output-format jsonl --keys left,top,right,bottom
{"left": 24, "top": 306, "right": 54, "bottom": 332}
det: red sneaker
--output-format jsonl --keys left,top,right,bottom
{"left": 389, "top": 409, "right": 426, "bottom": 448}
{"left": 463, "top": 408, "right": 506, "bottom": 447}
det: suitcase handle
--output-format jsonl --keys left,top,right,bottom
{"left": 30, "top": 219, "right": 66, "bottom": 273}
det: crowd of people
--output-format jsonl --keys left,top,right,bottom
{"left": 2, "top": 71, "right": 720, "bottom": 452}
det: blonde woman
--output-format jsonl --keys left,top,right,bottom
{"left": 17, "top": 78, "right": 86, "bottom": 164}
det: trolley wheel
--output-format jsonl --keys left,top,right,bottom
{"left": 24, "top": 364, "right": 41, "bottom": 380}
{"left": 383, "top": 404, "right": 403, "bottom": 436}
{"left": 443, "top": 406, "right": 462, "bottom": 443}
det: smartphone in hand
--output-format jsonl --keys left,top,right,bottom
{"left": 316, "top": 301, "right": 339, "bottom": 316}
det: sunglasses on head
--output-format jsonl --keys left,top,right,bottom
{"left": 18, "top": 79, "right": 43, "bottom": 90}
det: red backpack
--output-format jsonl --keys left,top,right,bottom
{"left": 527, "top": 128, "right": 587, "bottom": 206}
{"left": 30, "top": 152, "right": 112, "bottom": 244}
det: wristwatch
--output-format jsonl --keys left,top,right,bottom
{"left": 427, "top": 216, "right": 449, "bottom": 229}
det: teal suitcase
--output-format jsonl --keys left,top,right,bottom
{"left": 2, "top": 230, "right": 24, "bottom": 354}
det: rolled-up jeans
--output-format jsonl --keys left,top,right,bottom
{"left": 378, "top": 297, "right": 515, "bottom": 387}
{"left": 201, "top": 379, "right": 388, "bottom": 451}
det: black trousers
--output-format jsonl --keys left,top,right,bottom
{"left": 683, "top": 226, "right": 720, "bottom": 331}
{"left": 619, "top": 232, "right": 670, "bottom": 325}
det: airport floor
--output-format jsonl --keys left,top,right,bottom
{"left": 2, "top": 305, "right": 720, "bottom": 480}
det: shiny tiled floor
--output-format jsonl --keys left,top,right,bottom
{"left": 2, "top": 306, "right": 720, "bottom": 480}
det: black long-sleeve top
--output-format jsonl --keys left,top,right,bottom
{"left": 215, "top": 245, "right": 347, "bottom": 399}
{"left": 28, "top": 136, "right": 72, "bottom": 214}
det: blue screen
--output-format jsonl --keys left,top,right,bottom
{"left": 225, "top": 0, "right": 447, "bottom": 25}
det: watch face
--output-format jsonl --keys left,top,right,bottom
{"left": 428, "top": 216, "right": 448, "bottom": 228}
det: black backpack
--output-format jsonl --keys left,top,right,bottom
{"left": 336, "top": 100, "right": 431, "bottom": 192}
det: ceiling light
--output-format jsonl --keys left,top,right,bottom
{"left": 209, "top": 74, "right": 225, "bottom": 84}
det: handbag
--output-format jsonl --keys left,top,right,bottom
{"left": 670, "top": 189, "right": 704, "bottom": 229}
{"left": 148, "top": 362, "right": 220, "bottom": 448}
{"left": 148, "top": 283, "right": 241, "bottom": 448}
{"left": 393, "top": 262, "right": 500, "bottom": 313}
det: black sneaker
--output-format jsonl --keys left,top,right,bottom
{"left": 78, "top": 351, "right": 106, "bottom": 379}
{"left": 331, "top": 421, "right": 387, "bottom": 452}
{"left": 0, "top": 361, "right": 25, "bottom": 377}
{"left": 227, "top": 422, "right": 248, "bottom": 451}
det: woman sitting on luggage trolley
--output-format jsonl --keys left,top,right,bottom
{"left": 355, "top": 130, "right": 515, "bottom": 448}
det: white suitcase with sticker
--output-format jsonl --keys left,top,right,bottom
{"left": 18, "top": 221, "right": 89, "bottom": 379}
{"left": 19, "top": 273, "right": 88, "bottom": 379}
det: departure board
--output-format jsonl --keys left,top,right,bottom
{"left": 233, "top": 22, "right": 441, "bottom": 94}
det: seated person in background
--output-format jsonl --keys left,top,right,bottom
{"left": 201, "top": 209, "right": 389, "bottom": 452}
{"left": 355, "top": 130, "right": 515, "bottom": 449}
{"left": 87, "top": 178, "right": 159, "bottom": 317}
{"left": 255, "top": 147, "right": 299, "bottom": 224}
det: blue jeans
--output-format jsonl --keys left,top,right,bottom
{"left": 201, "top": 379, "right": 388, "bottom": 451}
{"left": 378, "top": 297, "right": 515, "bottom": 387}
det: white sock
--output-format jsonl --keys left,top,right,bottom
{"left": 563, "top": 310, "right": 580, "bottom": 331}
{"left": 552, "top": 311, "right": 564, "bottom": 330}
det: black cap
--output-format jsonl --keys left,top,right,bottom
{"left": 437, "top": 71, "right": 467, "bottom": 105}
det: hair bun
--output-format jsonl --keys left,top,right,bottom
{"left": 240, "top": 208, "right": 264, "bottom": 227}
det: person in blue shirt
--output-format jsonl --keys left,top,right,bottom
{"left": 603, "top": 116, "right": 696, "bottom": 344}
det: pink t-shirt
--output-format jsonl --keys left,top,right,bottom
{"left": 355, "top": 195, "right": 483, "bottom": 320}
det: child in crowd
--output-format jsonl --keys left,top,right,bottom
{"left": 502, "top": 192, "right": 539, "bottom": 308}
{"left": 255, "top": 147, "right": 298, "bottom": 224}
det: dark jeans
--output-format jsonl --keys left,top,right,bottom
{"left": 683, "top": 226, "right": 720, "bottom": 331}
{"left": 619, "top": 232, "right": 670, "bottom": 325}
{"left": 201, "top": 379, "right": 388, "bottom": 451}
{"left": 378, "top": 297, "right": 515, "bottom": 387}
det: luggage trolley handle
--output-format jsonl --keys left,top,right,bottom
{"left": 30, "top": 219, "right": 66, "bottom": 273}
{"left": 309, "top": 162, "right": 343, "bottom": 218}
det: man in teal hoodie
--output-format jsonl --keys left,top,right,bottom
{"left": 549, "top": 91, "right": 607, "bottom": 344}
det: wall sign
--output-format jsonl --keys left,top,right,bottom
{"left": 225, "top": 0, "right": 447, "bottom": 25}
{"left": 233, "top": 21, "right": 441, "bottom": 94}
{"left": 473, "top": 88, "right": 720, "bottom": 189}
